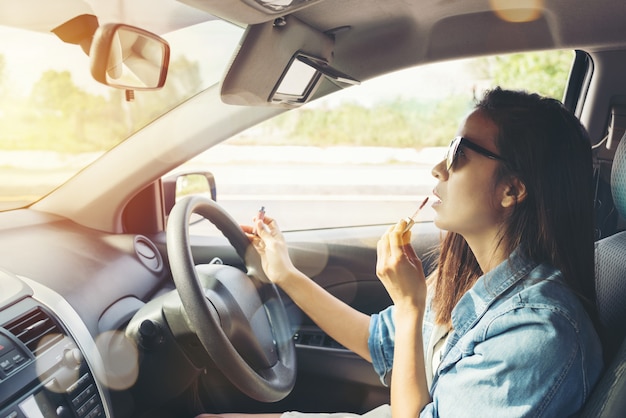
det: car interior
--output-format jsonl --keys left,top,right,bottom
{"left": 0, "top": 0, "right": 625, "bottom": 417}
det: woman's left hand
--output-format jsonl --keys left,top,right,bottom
{"left": 376, "top": 219, "right": 427, "bottom": 310}
{"left": 378, "top": 220, "right": 431, "bottom": 417}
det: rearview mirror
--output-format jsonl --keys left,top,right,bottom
{"left": 90, "top": 23, "right": 170, "bottom": 90}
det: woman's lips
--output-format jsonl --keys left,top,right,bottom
{"left": 432, "top": 189, "right": 442, "bottom": 207}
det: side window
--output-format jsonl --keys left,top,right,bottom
{"left": 185, "top": 51, "right": 573, "bottom": 234}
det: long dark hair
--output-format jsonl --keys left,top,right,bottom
{"left": 431, "top": 88, "right": 597, "bottom": 327}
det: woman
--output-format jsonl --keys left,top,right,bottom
{"left": 199, "top": 88, "right": 603, "bottom": 417}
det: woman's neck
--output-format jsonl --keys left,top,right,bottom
{"left": 464, "top": 230, "right": 509, "bottom": 274}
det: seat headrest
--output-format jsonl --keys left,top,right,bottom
{"left": 612, "top": 136, "right": 626, "bottom": 219}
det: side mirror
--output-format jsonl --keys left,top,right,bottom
{"left": 163, "top": 172, "right": 217, "bottom": 215}
{"left": 90, "top": 23, "right": 170, "bottom": 90}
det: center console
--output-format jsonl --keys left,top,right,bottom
{"left": 0, "top": 271, "right": 110, "bottom": 417}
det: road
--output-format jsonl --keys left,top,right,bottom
{"left": 188, "top": 162, "right": 438, "bottom": 232}
{"left": 0, "top": 146, "right": 442, "bottom": 229}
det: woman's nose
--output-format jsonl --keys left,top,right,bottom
{"left": 432, "top": 159, "right": 447, "bottom": 180}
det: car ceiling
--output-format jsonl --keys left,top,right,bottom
{"left": 3, "top": 0, "right": 625, "bottom": 46}
{"left": 185, "top": 0, "right": 626, "bottom": 82}
{"left": 0, "top": 0, "right": 213, "bottom": 34}
{"left": 308, "top": 0, "right": 626, "bottom": 81}
{"left": 2, "top": 0, "right": 626, "bottom": 84}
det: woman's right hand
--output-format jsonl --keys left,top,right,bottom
{"left": 243, "top": 213, "right": 373, "bottom": 363}
{"left": 242, "top": 214, "right": 297, "bottom": 286}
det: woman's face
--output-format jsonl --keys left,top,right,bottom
{"left": 431, "top": 109, "right": 510, "bottom": 240}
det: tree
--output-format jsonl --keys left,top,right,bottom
{"left": 30, "top": 70, "right": 88, "bottom": 115}
{"left": 26, "top": 70, "right": 115, "bottom": 151}
{"left": 480, "top": 50, "right": 573, "bottom": 100}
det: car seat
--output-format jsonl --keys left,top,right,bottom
{"left": 578, "top": 136, "right": 626, "bottom": 417}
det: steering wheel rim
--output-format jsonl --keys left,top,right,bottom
{"left": 166, "top": 195, "right": 296, "bottom": 402}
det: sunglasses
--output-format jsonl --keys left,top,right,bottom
{"left": 446, "top": 136, "right": 505, "bottom": 171}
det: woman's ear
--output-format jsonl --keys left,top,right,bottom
{"left": 501, "top": 177, "right": 527, "bottom": 208}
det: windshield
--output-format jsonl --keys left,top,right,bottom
{"left": 0, "top": 19, "right": 243, "bottom": 211}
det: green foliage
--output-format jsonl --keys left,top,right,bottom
{"left": 233, "top": 93, "right": 475, "bottom": 148}
{"left": 479, "top": 50, "right": 573, "bottom": 100}
{"left": 0, "top": 56, "right": 204, "bottom": 153}
{"left": 281, "top": 96, "right": 474, "bottom": 148}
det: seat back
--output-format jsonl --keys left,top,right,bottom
{"left": 579, "top": 137, "right": 626, "bottom": 417}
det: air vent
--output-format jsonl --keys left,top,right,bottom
{"left": 5, "top": 308, "right": 64, "bottom": 357}
{"left": 134, "top": 235, "right": 163, "bottom": 272}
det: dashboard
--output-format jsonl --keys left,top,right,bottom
{"left": 0, "top": 269, "right": 112, "bottom": 418}
{"left": 0, "top": 210, "right": 240, "bottom": 418}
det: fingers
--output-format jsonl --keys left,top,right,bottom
{"left": 251, "top": 235, "right": 265, "bottom": 253}
{"left": 255, "top": 216, "right": 276, "bottom": 238}
{"left": 377, "top": 220, "right": 426, "bottom": 304}
{"left": 383, "top": 220, "right": 412, "bottom": 256}
{"left": 376, "top": 226, "right": 392, "bottom": 275}
{"left": 243, "top": 214, "right": 276, "bottom": 238}
{"left": 377, "top": 223, "right": 405, "bottom": 276}
{"left": 241, "top": 225, "right": 255, "bottom": 236}
{"left": 242, "top": 213, "right": 283, "bottom": 254}
{"left": 377, "top": 219, "right": 423, "bottom": 273}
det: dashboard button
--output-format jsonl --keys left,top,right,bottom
{"left": 0, "top": 357, "right": 14, "bottom": 373}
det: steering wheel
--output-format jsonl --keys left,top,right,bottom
{"left": 166, "top": 195, "right": 296, "bottom": 402}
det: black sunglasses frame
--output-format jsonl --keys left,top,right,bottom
{"left": 446, "top": 136, "right": 505, "bottom": 171}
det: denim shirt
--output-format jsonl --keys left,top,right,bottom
{"left": 368, "top": 249, "right": 603, "bottom": 417}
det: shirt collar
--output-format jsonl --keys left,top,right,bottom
{"left": 450, "top": 247, "right": 537, "bottom": 337}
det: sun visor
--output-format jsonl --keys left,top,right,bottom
{"left": 221, "top": 16, "right": 356, "bottom": 107}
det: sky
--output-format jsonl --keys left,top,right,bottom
{"left": 0, "top": 25, "right": 108, "bottom": 96}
